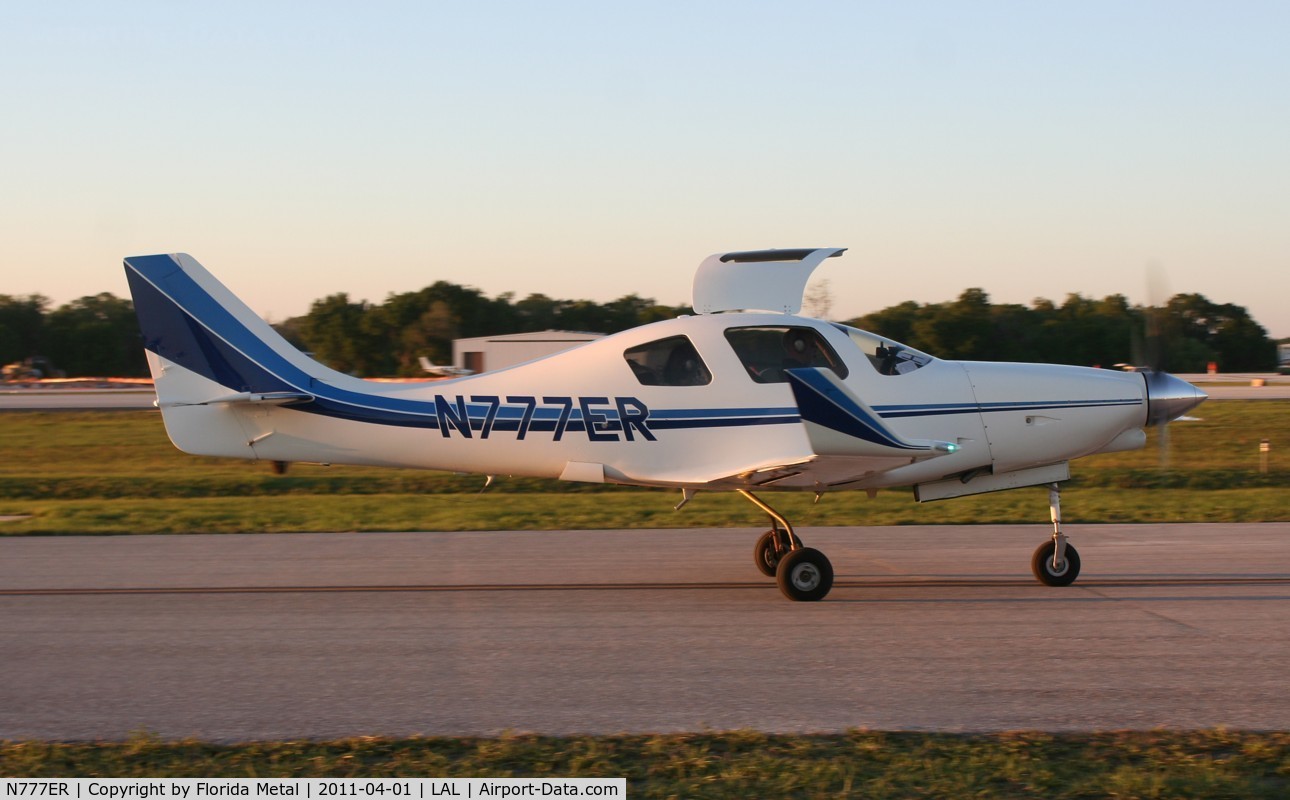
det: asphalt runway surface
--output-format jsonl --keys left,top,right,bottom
{"left": 2, "top": 524, "right": 1288, "bottom": 741}
{"left": 0, "top": 388, "right": 156, "bottom": 410}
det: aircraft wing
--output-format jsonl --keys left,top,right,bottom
{"left": 620, "top": 367, "right": 963, "bottom": 490}
{"left": 783, "top": 368, "right": 960, "bottom": 460}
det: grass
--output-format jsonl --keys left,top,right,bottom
{"left": 0, "top": 403, "right": 1287, "bottom": 534}
{"left": 2, "top": 730, "right": 1288, "bottom": 797}
{"left": 1, "top": 488, "right": 1287, "bottom": 535}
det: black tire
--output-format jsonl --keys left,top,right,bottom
{"left": 753, "top": 529, "right": 799, "bottom": 578}
{"left": 775, "top": 547, "right": 834, "bottom": 601}
{"left": 753, "top": 529, "right": 794, "bottom": 577}
{"left": 1031, "top": 540, "right": 1081, "bottom": 587}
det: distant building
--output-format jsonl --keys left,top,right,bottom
{"left": 452, "top": 330, "right": 605, "bottom": 374}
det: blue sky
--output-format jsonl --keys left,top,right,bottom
{"left": 3, "top": 1, "right": 1288, "bottom": 338}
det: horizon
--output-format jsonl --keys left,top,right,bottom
{"left": 3, "top": 2, "right": 1287, "bottom": 338}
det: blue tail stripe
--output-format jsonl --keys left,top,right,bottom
{"left": 127, "top": 264, "right": 299, "bottom": 396}
{"left": 128, "top": 256, "right": 440, "bottom": 416}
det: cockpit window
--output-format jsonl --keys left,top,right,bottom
{"left": 830, "top": 323, "right": 933, "bottom": 375}
{"left": 624, "top": 335, "right": 712, "bottom": 386}
{"left": 724, "top": 326, "right": 848, "bottom": 384}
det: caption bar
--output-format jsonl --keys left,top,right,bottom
{"left": 1, "top": 780, "right": 624, "bottom": 799}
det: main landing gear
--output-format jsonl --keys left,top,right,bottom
{"left": 739, "top": 490, "right": 834, "bottom": 601}
{"left": 741, "top": 483, "right": 1079, "bottom": 600}
{"left": 1032, "top": 482, "right": 1080, "bottom": 586}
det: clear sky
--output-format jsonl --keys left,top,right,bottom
{"left": 3, "top": 1, "right": 1287, "bottom": 337}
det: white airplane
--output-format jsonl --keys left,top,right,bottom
{"left": 418, "top": 356, "right": 474, "bottom": 378}
{"left": 124, "top": 248, "right": 1206, "bottom": 601}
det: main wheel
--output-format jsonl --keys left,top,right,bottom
{"left": 753, "top": 529, "right": 794, "bottom": 577}
{"left": 753, "top": 530, "right": 778, "bottom": 577}
{"left": 1031, "top": 540, "right": 1081, "bottom": 586}
{"left": 775, "top": 547, "right": 834, "bottom": 601}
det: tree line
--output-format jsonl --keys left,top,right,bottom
{"left": 0, "top": 283, "right": 1279, "bottom": 379}
{"left": 0, "top": 293, "right": 146, "bottom": 378}
{"left": 849, "top": 288, "right": 1278, "bottom": 373}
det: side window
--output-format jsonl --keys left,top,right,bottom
{"left": 724, "top": 326, "right": 849, "bottom": 384}
{"left": 623, "top": 336, "right": 712, "bottom": 386}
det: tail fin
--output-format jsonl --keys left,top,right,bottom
{"left": 124, "top": 253, "right": 354, "bottom": 457}
{"left": 124, "top": 254, "right": 353, "bottom": 398}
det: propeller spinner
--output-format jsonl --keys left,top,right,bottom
{"left": 1143, "top": 370, "right": 1207, "bottom": 426}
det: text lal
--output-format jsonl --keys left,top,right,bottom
{"left": 429, "top": 783, "right": 584, "bottom": 796}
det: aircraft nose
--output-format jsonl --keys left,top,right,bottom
{"left": 1144, "top": 372, "right": 1207, "bottom": 426}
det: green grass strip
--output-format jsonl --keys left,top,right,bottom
{"left": 3, "top": 731, "right": 1288, "bottom": 798}
{"left": 2, "top": 403, "right": 1287, "bottom": 534}
{"left": 2, "top": 487, "right": 1287, "bottom": 535}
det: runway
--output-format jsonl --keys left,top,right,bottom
{"left": 0, "top": 388, "right": 156, "bottom": 410}
{"left": 2, "top": 524, "right": 1288, "bottom": 740}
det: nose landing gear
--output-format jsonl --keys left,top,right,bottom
{"left": 739, "top": 489, "right": 834, "bottom": 601}
{"left": 1032, "top": 483, "right": 1081, "bottom": 586}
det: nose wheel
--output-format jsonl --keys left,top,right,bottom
{"left": 1032, "top": 483, "right": 1081, "bottom": 586}
{"left": 1032, "top": 539, "right": 1080, "bottom": 586}
{"left": 739, "top": 490, "right": 834, "bottom": 601}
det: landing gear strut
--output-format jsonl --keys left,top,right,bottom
{"left": 739, "top": 490, "right": 834, "bottom": 601}
{"left": 1031, "top": 483, "right": 1080, "bottom": 586}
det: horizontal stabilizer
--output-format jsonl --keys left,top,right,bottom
{"left": 160, "top": 390, "right": 315, "bottom": 408}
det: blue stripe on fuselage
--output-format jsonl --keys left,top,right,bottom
{"left": 874, "top": 399, "right": 1142, "bottom": 418}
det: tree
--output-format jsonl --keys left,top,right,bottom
{"left": 514, "top": 293, "right": 561, "bottom": 331}
{"left": 847, "top": 300, "right": 923, "bottom": 346}
{"left": 987, "top": 302, "right": 1040, "bottom": 363}
{"left": 43, "top": 293, "right": 146, "bottom": 377}
{"left": 0, "top": 294, "right": 48, "bottom": 364}
{"left": 845, "top": 289, "right": 1274, "bottom": 371}
{"left": 397, "top": 301, "right": 459, "bottom": 371}
{"left": 912, "top": 288, "right": 995, "bottom": 360}
{"left": 1036, "top": 293, "right": 1136, "bottom": 367}
{"left": 297, "top": 293, "right": 376, "bottom": 375}
{"left": 1164, "top": 293, "right": 1276, "bottom": 371}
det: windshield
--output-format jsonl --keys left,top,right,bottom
{"left": 830, "top": 323, "right": 934, "bottom": 376}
